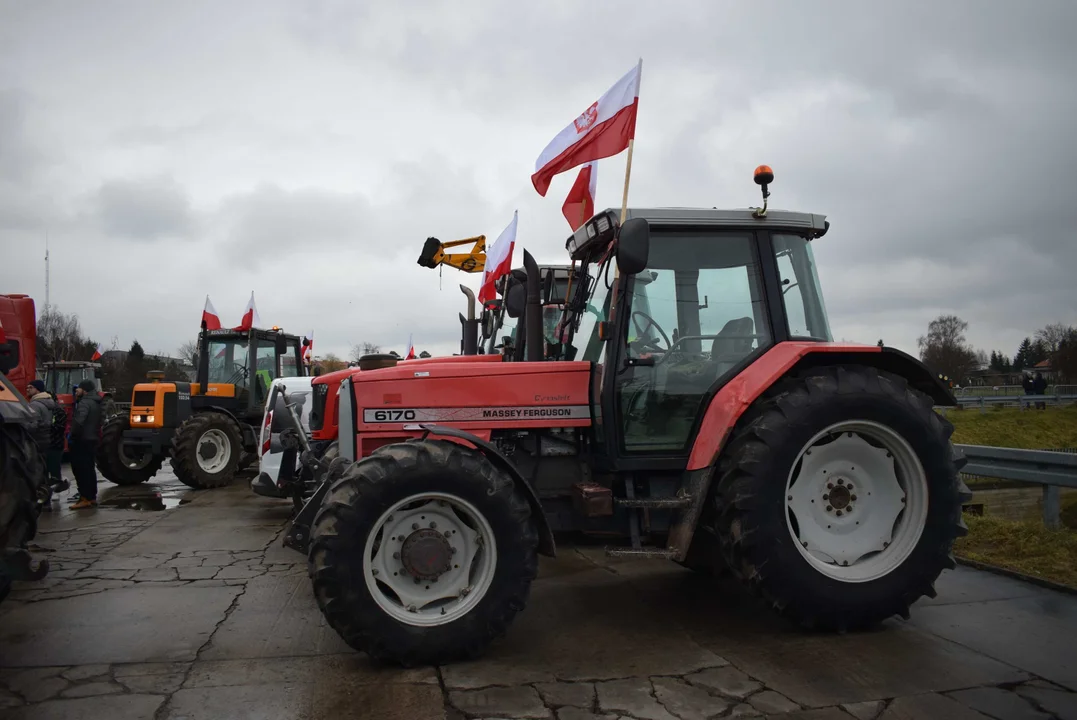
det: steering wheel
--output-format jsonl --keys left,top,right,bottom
{"left": 630, "top": 311, "right": 672, "bottom": 353}
{"left": 225, "top": 363, "right": 248, "bottom": 386}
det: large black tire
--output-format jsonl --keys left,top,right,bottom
{"left": 714, "top": 365, "right": 971, "bottom": 631}
{"left": 308, "top": 439, "right": 539, "bottom": 666}
{"left": 96, "top": 416, "right": 163, "bottom": 486}
{"left": 1, "top": 422, "right": 48, "bottom": 601}
{"left": 170, "top": 413, "right": 243, "bottom": 489}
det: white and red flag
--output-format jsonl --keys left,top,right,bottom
{"left": 202, "top": 295, "right": 222, "bottom": 330}
{"left": 531, "top": 59, "right": 641, "bottom": 197}
{"left": 302, "top": 330, "right": 314, "bottom": 361}
{"left": 478, "top": 210, "right": 517, "bottom": 304}
{"left": 404, "top": 334, "right": 416, "bottom": 360}
{"left": 561, "top": 161, "right": 598, "bottom": 230}
{"left": 91, "top": 343, "right": 104, "bottom": 362}
{"left": 234, "top": 292, "right": 262, "bottom": 332}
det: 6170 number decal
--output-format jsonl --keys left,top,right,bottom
{"left": 368, "top": 409, "right": 417, "bottom": 422}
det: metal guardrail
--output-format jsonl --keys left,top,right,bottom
{"left": 955, "top": 444, "right": 1077, "bottom": 529}
{"left": 955, "top": 385, "right": 1077, "bottom": 397}
{"left": 954, "top": 394, "right": 1077, "bottom": 411}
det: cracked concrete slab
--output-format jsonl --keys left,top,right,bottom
{"left": 0, "top": 584, "right": 243, "bottom": 666}
{"left": 195, "top": 573, "right": 354, "bottom": 660}
{"left": 3, "top": 693, "right": 166, "bottom": 720}
{"left": 182, "top": 654, "right": 438, "bottom": 688}
{"left": 165, "top": 682, "right": 446, "bottom": 720}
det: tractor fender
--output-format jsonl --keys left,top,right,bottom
{"left": 686, "top": 342, "right": 955, "bottom": 472}
{"left": 415, "top": 423, "right": 556, "bottom": 558}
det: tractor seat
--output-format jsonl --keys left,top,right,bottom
{"left": 710, "top": 317, "right": 755, "bottom": 374}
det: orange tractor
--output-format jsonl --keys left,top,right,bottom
{"left": 277, "top": 168, "right": 970, "bottom": 666}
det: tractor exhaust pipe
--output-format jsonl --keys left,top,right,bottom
{"left": 195, "top": 327, "right": 208, "bottom": 395}
{"left": 523, "top": 250, "right": 543, "bottom": 362}
{"left": 459, "top": 284, "right": 479, "bottom": 356}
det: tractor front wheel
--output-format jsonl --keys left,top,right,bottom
{"left": 715, "top": 365, "right": 970, "bottom": 631}
{"left": 170, "top": 413, "right": 242, "bottom": 489}
{"left": 308, "top": 439, "right": 539, "bottom": 666}
{"left": 96, "top": 416, "right": 162, "bottom": 486}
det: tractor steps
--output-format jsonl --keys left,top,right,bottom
{"left": 614, "top": 496, "right": 692, "bottom": 510}
{"left": 604, "top": 547, "right": 678, "bottom": 560}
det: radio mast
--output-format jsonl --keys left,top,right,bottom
{"left": 44, "top": 231, "right": 50, "bottom": 313}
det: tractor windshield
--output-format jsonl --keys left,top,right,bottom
{"left": 45, "top": 366, "right": 99, "bottom": 395}
{"left": 206, "top": 339, "right": 250, "bottom": 387}
{"left": 772, "top": 233, "right": 832, "bottom": 341}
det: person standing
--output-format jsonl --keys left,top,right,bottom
{"left": 69, "top": 379, "right": 103, "bottom": 509}
{"left": 24, "top": 380, "right": 70, "bottom": 494}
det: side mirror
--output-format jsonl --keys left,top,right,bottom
{"left": 616, "top": 218, "right": 650, "bottom": 275}
{"left": 275, "top": 335, "right": 288, "bottom": 354}
{"left": 504, "top": 281, "right": 526, "bottom": 319}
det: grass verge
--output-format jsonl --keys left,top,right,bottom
{"left": 955, "top": 514, "right": 1077, "bottom": 589}
{"left": 945, "top": 404, "right": 1077, "bottom": 449}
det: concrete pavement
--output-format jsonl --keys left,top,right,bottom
{"left": 1, "top": 471, "right": 1076, "bottom": 720}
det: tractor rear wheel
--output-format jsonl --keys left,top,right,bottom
{"left": 170, "top": 413, "right": 242, "bottom": 489}
{"left": 714, "top": 365, "right": 970, "bottom": 631}
{"left": 1, "top": 420, "right": 49, "bottom": 601}
{"left": 96, "top": 416, "right": 162, "bottom": 486}
{"left": 308, "top": 439, "right": 539, "bottom": 666}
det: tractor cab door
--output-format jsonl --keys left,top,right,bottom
{"left": 601, "top": 229, "right": 775, "bottom": 467}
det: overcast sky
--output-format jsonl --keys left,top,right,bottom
{"left": 2, "top": 1, "right": 1075, "bottom": 362}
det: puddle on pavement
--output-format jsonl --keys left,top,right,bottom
{"left": 95, "top": 484, "right": 184, "bottom": 511}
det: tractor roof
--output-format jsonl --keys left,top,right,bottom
{"left": 203, "top": 327, "right": 302, "bottom": 341}
{"left": 617, "top": 207, "right": 829, "bottom": 237}
{"left": 43, "top": 361, "right": 101, "bottom": 368}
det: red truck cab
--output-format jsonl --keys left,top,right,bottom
{"left": 0, "top": 294, "right": 37, "bottom": 392}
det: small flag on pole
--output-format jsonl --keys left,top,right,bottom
{"left": 562, "top": 161, "right": 598, "bottom": 231}
{"left": 478, "top": 211, "right": 518, "bottom": 304}
{"left": 234, "top": 292, "right": 262, "bottom": 332}
{"left": 91, "top": 343, "right": 104, "bottom": 362}
{"left": 202, "top": 295, "right": 222, "bottom": 330}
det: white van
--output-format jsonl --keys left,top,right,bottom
{"left": 252, "top": 376, "right": 314, "bottom": 498}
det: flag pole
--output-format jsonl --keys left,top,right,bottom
{"left": 610, "top": 58, "right": 642, "bottom": 318}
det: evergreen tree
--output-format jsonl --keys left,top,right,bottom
{"left": 1014, "top": 337, "right": 1032, "bottom": 371}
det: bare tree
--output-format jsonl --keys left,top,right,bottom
{"left": 350, "top": 342, "right": 381, "bottom": 363}
{"left": 36, "top": 306, "right": 96, "bottom": 363}
{"left": 317, "top": 353, "right": 349, "bottom": 372}
{"left": 1035, "top": 323, "right": 1073, "bottom": 354}
{"left": 177, "top": 339, "right": 199, "bottom": 367}
{"left": 917, "top": 314, "right": 981, "bottom": 382}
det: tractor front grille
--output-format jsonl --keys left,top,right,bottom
{"left": 132, "top": 390, "right": 157, "bottom": 407}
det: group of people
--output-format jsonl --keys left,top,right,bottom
{"left": 1022, "top": 371, "right": 1048, "bottom": 410}
{"left": 23, "top": 379, "right": 103, "bottom": 509}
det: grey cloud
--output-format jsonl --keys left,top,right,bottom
{"left": 91, "top": 175, "right": 197, "bottom": 242}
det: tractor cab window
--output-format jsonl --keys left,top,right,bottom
{"left": 207, "top": 340, "right": 250, "bottom": 388}
{"left": 46, "top": 366, "right": 98, "bottom": 395}
{"left": 281, "top": 354, "right": 300, "bottom": 378}
{"left": 773, "top": 233, "right": 832, "bottom": 341}
{"left": 616, "top": 231, "right": 771, "bottom": 454}
{"left": 254, "top": 343, "right": 277, "bottom": 401}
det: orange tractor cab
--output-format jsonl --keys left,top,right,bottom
{"left": 276, "top": 168, "right": 970, "bottom": 667}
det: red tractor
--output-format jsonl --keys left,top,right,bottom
{"left": 41, "top": 360, "right": 115, "bottom": 453}
{"left": 280, "top": 168, "right": 970, "bottom": 666}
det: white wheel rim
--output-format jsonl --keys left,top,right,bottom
{"left": 785, "top": 420, "right": 928, "bottom": 583}
{"left": 362, "top": 491, "right": 497, "bottom": 627}
{"left": 196, "top": 428, "right": 232, "bottom": 474}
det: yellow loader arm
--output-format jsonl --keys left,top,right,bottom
{"left": 417, "top": 235, "right": 486, "bottom": 274}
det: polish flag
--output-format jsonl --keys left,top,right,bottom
{"left": 91, "top": 344, "right": 104, "bottom": 362}
{"left": 531, "top": 60, "right": 641, "bottom": 197}
{"left": 234, "top": 292, "right": 262, "bottom": 332}
{"left": 562, "top": 161, "right": 598, "bottom": 231}
{"left": 202, "top": 295, "right": 222, "bottom": 331}
{"left": 478, "top": 211, "right": 517, "bottom": 304}
{"left": 404, "top": 334, "right": 416, "bottom": 360}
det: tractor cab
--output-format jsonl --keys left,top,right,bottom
{"left": 42, "top": 361, "right": 103, "bottom": 399}
{"left": 198, "top": 327, "right": 306, "bottom": 413}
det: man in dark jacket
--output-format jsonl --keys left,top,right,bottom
{"left": 69, "top": 379, "right": 103, "bottom": 509}
{"left": 24, "top": 379, "right": 70, "bottom": 494}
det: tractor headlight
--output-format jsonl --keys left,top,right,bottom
{"left": 146, "top": 415, "right": 155, "bottom": 424}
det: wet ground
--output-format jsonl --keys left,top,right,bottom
{"left": 2, "top": 470, "right": 1077, "bottom": 719}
